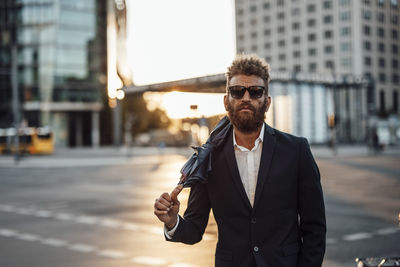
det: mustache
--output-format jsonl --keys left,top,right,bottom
{"left": 237, "top": 103, "right": 256, "bottom": 112}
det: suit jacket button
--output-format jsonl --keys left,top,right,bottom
{"left": 251, "top": 218, "right": 256, "bottom": 224}
{"left": 253, "top": 246, "right": 259, "bottom": 252}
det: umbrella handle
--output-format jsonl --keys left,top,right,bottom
{"left": 178, "top": 174, "right": 186, "bottom": 185}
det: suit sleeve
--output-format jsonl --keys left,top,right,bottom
{"left": 165, "top": 181, "right": 211, "bottom": 245}
{"left": 297, "top": 138, "right": 326, "bottom": 267}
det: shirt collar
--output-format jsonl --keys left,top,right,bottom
{"left": 233, "top": 123, "right": 265, "bottom": 152}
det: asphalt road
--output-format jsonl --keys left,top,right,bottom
{"left": 0, "top": 146, "right": 399, "bottom": 267}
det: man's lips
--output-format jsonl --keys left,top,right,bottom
{"left": 238, "top": 105, "right": 255, "bottom": 112}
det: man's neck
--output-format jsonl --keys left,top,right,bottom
{"left": 234, "top": 126, "right": 262, "bottom": 150}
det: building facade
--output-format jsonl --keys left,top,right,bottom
{"left": 235, "top": 0, "right": 400, "bottom": 117}
{"left": 0, "top": 0, "right": 129, "bottom": 147}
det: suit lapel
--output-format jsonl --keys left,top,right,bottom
{"left": 223, "top": 129, "right": 252, "bottom": 210}
{"left": 253, "top": 123, "right": 276, "bottom": 210}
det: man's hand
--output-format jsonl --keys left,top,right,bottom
{"left": 154, "top": 184, "right": 183, "bottom": 229}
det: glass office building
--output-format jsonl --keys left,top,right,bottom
{"left": 0, "top": 0, "right": 127, "bottom": 147}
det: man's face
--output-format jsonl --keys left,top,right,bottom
{"left": 224, "top": 74, "right": 271, "bottom": 133}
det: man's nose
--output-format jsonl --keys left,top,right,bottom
{"left": 242, "top": 90, "right": 251, "bottom": 101}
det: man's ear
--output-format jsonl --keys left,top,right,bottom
{"left": 266, "top": 96, "right": 272, "bottom": 112}
{"left": 224, "top": 95, "right": 228, "bottom": 111}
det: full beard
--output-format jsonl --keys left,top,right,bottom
{"left": 226, "top": 98, "right": 267, "bottom": 133}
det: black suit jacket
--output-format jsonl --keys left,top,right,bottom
{"left": 168, "top": 124, "right": 326, "bottom": 267}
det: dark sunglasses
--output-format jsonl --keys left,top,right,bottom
{"left": 228, "top": 85, "right": 265, "bottom": 99}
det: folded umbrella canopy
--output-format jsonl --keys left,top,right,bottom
{"left": 179, "top": 116, "right": 232, "bottom": 188}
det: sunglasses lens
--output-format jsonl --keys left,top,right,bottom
{"left": 248, "top": 87, "right": 264, "bottom": 98}
{"left": 229, "top": 86, "right": 245, "bottom": 99}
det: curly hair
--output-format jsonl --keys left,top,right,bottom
{"left": 226, "top": 54, "right": 271, "bottom": 94}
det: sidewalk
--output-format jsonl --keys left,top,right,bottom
{"left": 0, "top": 145, "right": 399, "bottom": 168}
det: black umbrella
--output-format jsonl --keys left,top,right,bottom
{"left": 179, "top": 116, "right": 232, "bottom": 187}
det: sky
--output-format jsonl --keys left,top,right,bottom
{"left": 126, "top": 0, "right": 236, "bottom": 86}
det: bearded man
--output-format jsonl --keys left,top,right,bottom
{"left": 154, "top": 54, "right": 326, "bottom": 267}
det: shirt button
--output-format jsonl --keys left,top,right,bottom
{"left": 254, "top": 246, "right": 259, "bottom": 252}
{"left": 251, "top": 218, "right": 257, "bottom": 224}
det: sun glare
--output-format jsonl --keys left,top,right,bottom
{"left": 143, "top": 91, "right": 226, "bottom": 119}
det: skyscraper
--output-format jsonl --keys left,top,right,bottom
{"left": 235, "top": 0, "right": 399, "bottom": 116}
{"left": 0, "top": 0, "right": 130, "bottom": 147}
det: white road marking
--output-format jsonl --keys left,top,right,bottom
{"left": 375, "top": 227, "right": 399, "bottom": 235}
{"left": 0, "top": 229, "right": 17, "bottom": 237}
{"left": 122, "top": 222, "right": 139, "bottom": 231}
{"left": 75, "top": 216, "right": 99, "bottom": 224}
{"left": 131, "top": 256, "right": 168, "bottom": 265}
{"left": 41, "top": 238, "right": 68, "bottom": 247}
{"left": 343, "top": 232, "right": 373, "bottom": 241}
{"left": 54, "top": 213, "right": 74, "bottom": 221}
{"left": 99, "top": 218, "right": 122, "bottom": 228}
{"left": 97, "top": 249, "right": 128, "bottom": 259}
{"left": 68, "top": 243, "right": 97, "bottom": 253}
{"left": 0, "top": 205, "right": 15, "bottom": 212}
{"left": 15, "top": 233, "right": 40, "bottom": 242}
{"left": 14, "top": 207, "right": 35, "bottom": 215}
{"left": 34, "top": 210, "right": 53, "bottom": 218}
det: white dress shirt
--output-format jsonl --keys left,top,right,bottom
{"left": 165, "top": 124, "right": 265, "bottom": 238}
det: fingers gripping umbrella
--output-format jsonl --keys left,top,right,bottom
{"left": 179, "top": 116, "right": 232, "bottom": 188}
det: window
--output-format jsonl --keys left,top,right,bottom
{"left": 307, "top": 4, "right": 316, "bottom": 12}
{"left": 341, "top": 58, "right": 352, "bottom": 67}
{"left": 364, "top": 57, "right": 372, "bottom": 65}
{"left": 379, "top": 58, "right": 386, "bottom": 67}
{"left": 323, "top": 1, "right": 332, "bottom": 8}
{"left": 393, "top": 90, "right": 399, "bottom": 113}
{"left": 364, "top": 25, "right": 371, "bottom": 35}
{"left": 392, "top": 30, "right": 398, "bottom": 40}
{"left": 263, "top": 3, "right": 270, "bottom": 9}
{"left": 341, "top": 42, "right": 352, "bottom": 52}
{"left": 378, "top": 27, "right": 385, "bottom": 37}
{"left": 238, "top": 22, "right": 244, "bottom": 28}
{"left": 278, "top": 26, "right": 285, "bottom": 33}
{"left": 308, "top": 19, "right": 316, "bottom": 27}
{"left": 264, "top": 43, "right": 271, "bottom": 49}
{"left": 308, "top": 33, "right": 317, "bottom": 41}
{"left": 393, "top": 74, "right": 400, "bottom": 84}
{"left": 250, "top": 5, "right": 257, "bottom": 12}
{"left": 264, "top": 29, "right": 271, "bottom": 36}
{"left": 251, "top": 32, "right": 257, "bottom": 38}
{"left": 377, "top": 0, "right": 385, "bottom": 7}
{"left": 251, "top": 45, "right": 258, "bottom": 52}
{"left": 324, "top": 30, "right": 333, "bottom": 38}
{"left": 378, "top": 43, "right": 385, "bottom": 52}
{"left": 264, "top": 16, "right": 270, "bottom": 22}
{"left": 391, "top": 0, "right": 398, "bottom": 7}
{"left": 250, "top": 19, "right": 257, "bottom": 26}
{"left": 363, "top": 10, "right": 372, "bottom": 20}
{"left": 278, "top": 54, "right": 286, "bottom": 60}
{"left": 325, "top": 60, "right": 335, "bottom": 69}
{"left": 293, "top": 36, "right": 301, "bottom": 43}
{"left": 237, "top": 9, "right": 244, "bottom": 15}
{"left": 364, "top": 41, "right": 372, "bottom": 50}
{"left": 309, "top": 63, "right": 317, "bottom": 71}
{"left": 379, "top": 73, "right": 386, "bottom": 83}
{"left": 364, "top": 0, "right": 371, "bottom": 4}
{"left": 278, "top": 12, "right": 285, "bottom": 19}
{"left": 377, "top": 13, "right": 385, "bottom": 22}
{"left": 325, "top": 45, "right": 334, "bottom": 53}
{"left": 393, "top": 59, "right": 399, "bottom": 68}
{"left": 392, "top": 15, "right": 399, "bottom": 24}
{"left": 294, "top": 65, "right": 301, "bottom": 72}
{"left": 278, "top": 40, "right": 286, "bottom": 46}
{"left": 341, "top": 27, "right": 351, "bottom": 36}
{"left": 292, "top": 22, "right": 300, "bottom": 30}
{"left": 340, "top": 11, "right": 351, "bottom": 21}
{"left": 380, "top": 90, "right": 385, "bottom": 113}
{"left": 238, "top": 34, "right": 245, "bottom": 41}
{"left": 291, "top": 8, "right": 300, "bottom": 16}
{"left": 340, "top": 0, "right": 351, "bottom": 5}
{"left": 308, "top": 48, "right": 317, "bottom": 56}
{"left": 265, "top": 56, "right": 272, "bottom": 62}
{"left": 324, "top": 15, "right": 333, "bottom": 23}
{"left": 277, "top": 0, "right": 285, "bottom": 6}
{"left": 293, "top": 50, "right": 301, "bottom": 58}
{"left": 392, "top": 44, "right": 399, "bottom": 54}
